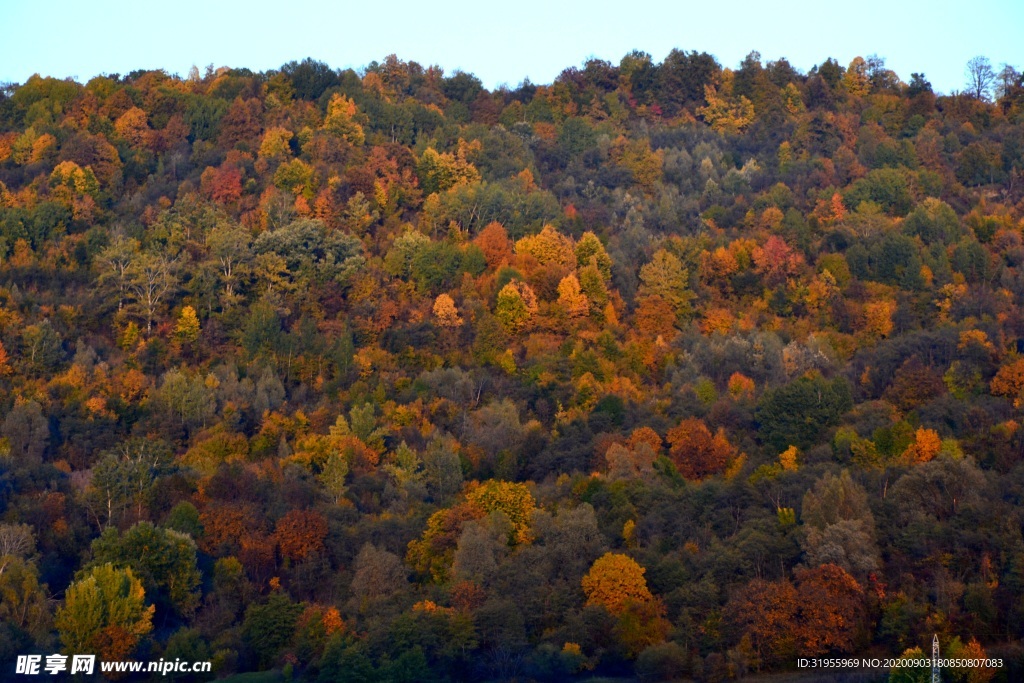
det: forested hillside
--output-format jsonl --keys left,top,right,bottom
{"left": 1, "top": 51, "right": 1024, "bottom": 681}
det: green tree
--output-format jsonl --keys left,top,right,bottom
{"left": 241, "top": 593, "right": 304, "bottom": 668}
{"left": 253, "top": 218, "right": 364, "bottom": 286}
{"left": 155, "top": 368, "right": 216, "bottom": 432}
{"left": 756, "top": 375, "right": 853, "bottom": 451}
{"left": 88, "top": 522, "right": 201, "bottom": 618}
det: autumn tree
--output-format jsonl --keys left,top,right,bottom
{"left": 465, "top": 480, "right": 536, "bottom": 545}
{"left": 0, "top": 555, "right": 51, "bottom": 641}
{"left": 900, "top": 427, "right": 942, "bottom": 464}
{"left": 698, "top": 83, "right": 755, "bottom": 133}
{"left": 991, "top": 357, "right": 1024, "bottom": 407}
{"left": 581, "top": 552, "right": 654, "bottom": 615}
{"left": 515, "top": 224, "right": 576, "bottom": 270}
{"left": 725, "top": 578, "right": 798, "bottom": 669}
{"left": 56, "top": 564, "right": 154, "bottom": 659}
{"left": 556, "top": 273, "right": 589, "bottom": 318}
{"left": 474, "top": 221, "right": 513, "bottom": 269}
{"left": 793, "top": 564, "right": 864, "bottom": 656}
{"left": 433, "top": 293, "right": 463, "bottom": 327}
{"left": 274, "top": 508, "right": 328, "bottom": 561}
{"left": 322, "top": 94, "right": 365, "bottom": 146}
{"left": 666, "top": 418, "right": 735, "bottom": 480}
{"left": 417, "top": 143, "right": 481, "bottom": 195}
{"left": 638, "top": 249, "right": 693, "bottom": 320}
{"left": 582, "top": 552, "right": 669, "bottom": 656}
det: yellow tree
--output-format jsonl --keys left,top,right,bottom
{"left": 322, "top": 94, "right": 365, "bottom": 146}
{"left": 433, "top": 294, "right": 463, "bottom": 327}
{"left": 842, "top": 57, "right": 871, "bottom": 97}
{"left": 557, "top": 273, "right": 589, "bottom": 318}
{"left": 258, "top": 127, "right": 294, "bottom": 161}
{"left": 581, "top": 552, "right": 654, "bottom": 616}
{"left": 465, "top": 480, "right": 537, "bottom": 545}
{"left": 55, "top": 564, "right": 154, "bottom": 660}
{"left": 174, "top": 306, "right": 201, "bottom": 347}
{"left": 515, "top": 224, "right": 576, "bottom": 270}
{"left": 638, "top": 249, "right": 693, "bottom": 319}
{"left": 862, "top": 299, "right": 895, "bottom": 339}
{"left": 698, "top": 73, "right": 755, "bottom": 134}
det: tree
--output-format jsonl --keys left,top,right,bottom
{"left": 0, "top": 523, "right": 35, "bottom": 571}
{"left": 666, "top": 419, "right": 734, "bottom": 480}
{"left": 319, "top": 451, "right": 349, "bottom": 505}
{"left": 495, "top": 280, "right": 538, "bottom": 333}
{"left": 465, "top": 480, "right": 536, "bottom": 545}
{"left": 422, "top": 434, "right": 464, "bottom": 501}
{"left": 275, "top": 509, "right": 328, "bottom": 561}
{"left": 417, "top": 144, "right": 481, "bottom": 195}
{"left": 174, "top": 305, "right": 200, "bottom": 349}
{"left": 433, "top": 293, "right": 463, "bottom": 327}
{"left": 966, "top": 56, "right": 996, "bottom": 101}
{"left": 0, "top": 555, "right": 51, "bottom": 640}
{"left": 128, "top": 250, "right": 177, "bottom": 335}
{"left": 698, "top": 84, "right": 755, "bottom": 134}
{"left": 241, "top": 593, "right": 304, "bottom": 668}
{"left": 990, "top": 357, "right": 1024, "bottom": 406}
{"left": 515, "top": 224, "right": 575, "bottom": 270}
{"left": 154, "top": 368, "right": 216, "bottom": 432}
{"left": 842, "top": 57, "right": 871, "bottom": 96}
{"left": 474, "top": 221, "right": 513, "bottom": 269}
{"left": 88, "top": 522, "right": 201, "bottom": 618}
{"left": 1, "top": 399, "right": 48, "bottom": 466}
{"left": 556, "top": 273, "right": 589, "bottom": 318}
{"left": 322, "top": 94, "right": 365, "bottom": 146}
{"left": 55, "top": 564, "right": 154, "bottom": 659}
{"left": 85, "top": 438, "right": 171, "bottom": 529}
{"left": 756, "top": 375, "right": 852, "bottom": 451}
{"left": 725, "top": 578, "right": 798, "bottom": 669}
{"left": 900, "top": 427, "right": 942, "bottom": 464}
{"left": 793, "top": 564, "right": 864, "bottom": 656}
{"left": 581, "top": 552, "right": 654, "bottom": 616}
{"left": 351, "top": 543, "right": 407, "bottom": 600}
{"left": 96, "top": 235, "right": 140, "bottom": 312}
{"left": 258, "top": 126, "right": 294, "bottom": 161}
{"left": 575, "top": 231, "right": 613, "bottom": 279}
{"left": 206, "top": 222, "right": 253, "bottom": 304}
{"left": 253, "top": 218, "right": 364, "bottom": 287}
{"left": 638, "top": 249, "right": 692, "bottom": 318}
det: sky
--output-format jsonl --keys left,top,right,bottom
{"left": 2, "top": 0, "right": 1021, "bottom": 94}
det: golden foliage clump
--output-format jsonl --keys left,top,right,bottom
{"left": 433, "top": 293, "right": 463, "bottom": 327}
{"left": 900, "top": 427, "right": 942, "bottom": 464}
{"left": 581, "top": 552, "right": 654, "bottom": 616}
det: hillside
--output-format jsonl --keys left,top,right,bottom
{"left": 1, "top": 52, "right": 1023, "bottom": 681}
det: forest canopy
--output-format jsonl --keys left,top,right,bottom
{"left": 0, "top": 50, "right": 1023, "bottom": 681}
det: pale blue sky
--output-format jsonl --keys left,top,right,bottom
{"left": 2, "top": 0, "right": 1021, "bottom": 94}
